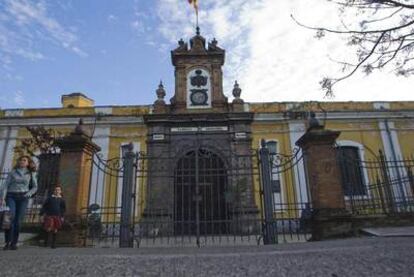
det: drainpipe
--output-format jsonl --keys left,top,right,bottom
{"left": 384, "top": 119, "right": 406, "bottom": 207}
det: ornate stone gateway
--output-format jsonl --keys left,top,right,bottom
{"left": 81, "top": 32, "right": 314, "bottom": 247}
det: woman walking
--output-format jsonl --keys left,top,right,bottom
{"left": 40, "top": 185, "right": 66, "bottom": 248}
{"left": 0, "top": 155, "right": 38, "bottom": 250}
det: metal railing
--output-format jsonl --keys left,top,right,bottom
{"left": 338, "top": 150, "right": 414, "bottom": 215}
{"left": 82, "top": 142, "right": 312, "bottom": 247}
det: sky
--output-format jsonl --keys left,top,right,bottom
{"left": 0, "top": 0, "right": 413, "bottom": 109}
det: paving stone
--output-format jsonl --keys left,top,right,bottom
{"left": 0, "top": 237, "right": 413, "bottom": 276}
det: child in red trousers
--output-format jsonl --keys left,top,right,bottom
{"left": 40, "top": 185, "right": 66, "bottom": 248}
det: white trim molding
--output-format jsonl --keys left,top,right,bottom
{"left": 89, "top": 126, "right": 111, "bottom": 208}
{"left": 378, "top": 120, "right": 408, "bottom": 200}
{"left": 1, "top": 127, "right": 18, "bottom": 172}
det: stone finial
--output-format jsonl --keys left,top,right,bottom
{"left": 208, "top": 38, "right": 224, "bottom": 52}
{"left": 232, "top": 81, "right": 244, "bottom": 111}
{"left": 308, "top": 112, "right": 323, "bottom": 130}
{"left": 156, "top": 81, "right": 166, "bottom": 101}
{"left": 232, "top": 81, "right": 242, "bottom": 99}
{"left": 74, "top": 118, "right": 87, "bottom": 135}
{"left": 153, "top": 81, "right": 167, "bottom": 113}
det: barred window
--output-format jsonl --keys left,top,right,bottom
{"left": 36, "top": 153, "right": 60, "bottom": 196}
{"left": 337, "top": 146, "right": 366, "bottom": 196}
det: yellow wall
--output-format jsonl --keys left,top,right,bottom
{"left": 325, "top": 120, "right": 384, "bottom": 160}
{"left": 3, "top": 100, "right": 414, "bottom": 221}
{"left": 62, "top": 95, "right": 94, "bottom": 108}
{"left": 250, "top": 122, "right": 299, "bottom": 218}
{"left": 24, "top": 108, "right": 95, "bottom": 117}
{"left": 102, "top": 125, "right": 147, "bottom": 220}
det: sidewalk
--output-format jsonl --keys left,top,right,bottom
{"left": 361, "top": 226, "right": 414, "bottom": 237}
{"left": 0, "top": 236, "right": 413, "bottom": 276}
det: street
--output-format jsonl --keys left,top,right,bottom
{"left": 0, "top": 237, "right": 413, "bottom": 276}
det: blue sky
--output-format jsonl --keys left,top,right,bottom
{"left": 0, "top": 0, "right": 413, "bottom": 109}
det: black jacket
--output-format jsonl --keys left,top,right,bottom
{"left": 40, "top": 195, "right": 66, "bottom": 217}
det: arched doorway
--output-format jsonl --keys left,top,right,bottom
{"left": 174, "top": 149, "right": 229, "bottom": 235}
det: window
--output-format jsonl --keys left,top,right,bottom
{"left": 337, "top": 146, "right": 366, "bottom": 196}
{"left": 36, "top": 153, "right": 60, "bottom": 196}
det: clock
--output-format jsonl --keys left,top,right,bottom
{"left": 190, "top": 89, "right": 208, "bottom": 105}
{"left": 187, "top": 68, "right": 211, "bottom": 108}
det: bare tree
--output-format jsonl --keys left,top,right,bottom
{"left": 292, "top": 0, "right": 414, "bottom": 96}
{"left": 14, "top": 126, "right": 62, "bottom": 157}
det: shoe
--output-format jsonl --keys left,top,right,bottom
{"left": 9, "top": 244, "right": 17, "bottom": 250}
{"left": 3, "top": 244, "right": 10, "bottom": 250}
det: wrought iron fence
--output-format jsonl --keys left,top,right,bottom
{"left": 337, "top": 149, "right": 414, "bottom": 215}
{"left": 263, "top": 143, "right": 312, "bottom": 244}
{"left": 82, "top": 140, "right": 312, "bottom": 247}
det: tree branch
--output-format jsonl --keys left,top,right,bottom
{"left": 291, "top": 14, "right": 414, "bottom": 35}
{"left": 375, "top": 0, "right": 414, "bottom": 9}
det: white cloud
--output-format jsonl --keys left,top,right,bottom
{"left": 107, "top": 14, "right": 117, "bottom": 22}
{"left": 153, "top": 0, "right": 414, "bottom": 101}
{"left": 0, "top": 0, "right": 86, "bottom": 68}
{"left": 13, "top": 90, "right": 25, "bottom": 106}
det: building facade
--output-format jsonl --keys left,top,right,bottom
{"left": 1, "top": 32, "right": 413, "bottom": 244}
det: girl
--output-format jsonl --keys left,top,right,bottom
{"left": 40, "top": 185, "right": 66, "bottom": 248}
{"left": 0, "top": 155, "right": 38, "bottom": 250}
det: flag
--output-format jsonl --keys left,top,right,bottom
{"left": 188, "top": 0, "right": 198, "bottom": 14}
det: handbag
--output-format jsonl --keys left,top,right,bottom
{"left": 0, "top": 205, "right": 11, "bottom": 230}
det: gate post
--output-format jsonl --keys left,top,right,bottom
{"left": 296, "top": 124, "right": 352, "bottom": 240}
{"left": 259, "top": 139, "right": 277, "bottom": 244}
{"left": 119, "top": 143, "right": 136, "bottom": 248}
{"left": 56, "top": 120, "right": 101, "bottom": 245}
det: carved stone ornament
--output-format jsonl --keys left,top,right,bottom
{"left": 156, "top": 81, "right": 166, "bottom": 100}
{"left": 232, "top": 81, "right": 244, "bottom": 106}
{"left": 232, "top": 81, "right": 242, "bottom": 99}
{"left": 191, "top": 70, "right": 208, "bottom": 87}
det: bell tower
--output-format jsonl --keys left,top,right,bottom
{"left": 170, "top": 28, "right": 228, "bottom": 113}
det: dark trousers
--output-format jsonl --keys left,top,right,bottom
{"left": 4, "top": 193, "right": 29, "bottom": 246}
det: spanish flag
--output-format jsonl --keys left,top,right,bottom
{"left": 188, "top": 0, "right": 198, "bottom": 14}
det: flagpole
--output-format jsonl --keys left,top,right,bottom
{"left": 196, "top": 8, "right": 199, "bottom": 35}
{"left": 189, "top": 0, "right": 199, "bottom": 35}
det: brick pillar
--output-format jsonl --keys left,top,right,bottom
{"left": 55, "top": 121, "right": 101, "bottom": 245}
{"left": 296, "top": 126, "right": 352, "bottom": 240}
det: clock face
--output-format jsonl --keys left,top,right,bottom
{"left": 190, "top": 89, "right": 208, "bottom": 105}
{"left": 187, "top": 68, "right": 211, "bottom": 109}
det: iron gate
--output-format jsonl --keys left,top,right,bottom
{"left": 82, "top": 140, "right": 311, "bottom": 247}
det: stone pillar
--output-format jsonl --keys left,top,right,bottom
{"left": 296, "top": 126, "right": 352, "bottom": 240}
{"left": 55, "top": 120, "right": 101, "bottom": 245}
